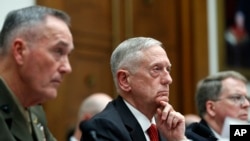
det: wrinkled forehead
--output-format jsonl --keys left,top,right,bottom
{"left": 220, "top": 78, "right": 247, "bottom": 94}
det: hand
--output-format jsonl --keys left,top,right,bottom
{"left": 155, "top": 101, "right": 188, "bottom": 141}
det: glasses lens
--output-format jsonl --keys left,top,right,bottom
{"left": 226, "top": 95, "right": 249, "bottom": 105}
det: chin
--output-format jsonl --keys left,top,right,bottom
{"left": 50, "top": 92, "right": 58, "bottom": 99}
{"left": 45, "top": 90, "right": 58, "bottom": 100}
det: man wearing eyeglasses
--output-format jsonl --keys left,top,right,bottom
{"left": 185, "top": 70, "right": 250, "bottom": 141}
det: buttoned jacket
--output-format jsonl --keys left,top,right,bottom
{"left": 0, "top": 77, "right": 56, "bottom": 141}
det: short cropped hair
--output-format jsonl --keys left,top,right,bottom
{"left": 110, "top": 37, "right": 163, "bottom": 91}
{"left": 0, "top": 5, "right": 70, "bottom": 55}
{"left": 196, "top": 71, "right": 247, "bottom": 117}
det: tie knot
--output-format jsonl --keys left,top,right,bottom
{"left": 147, "top": 124, "right": 159, "bottom": 141}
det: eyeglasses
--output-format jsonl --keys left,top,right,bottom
{"left": 216, "top": 95, "right": 250, "bottom": 105}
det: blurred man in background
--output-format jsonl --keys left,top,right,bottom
{"left": 186, "top": 71, "right": 250, "bottom": 141}
{"left": 69, "top": 93, "right": 112, "bottom": 141}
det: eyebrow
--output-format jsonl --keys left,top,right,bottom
{"left": 55, "top": 40, "right": 74, "bottom": 51}
{"left": 56, "top": 40, "right": 69, "bottom": 47}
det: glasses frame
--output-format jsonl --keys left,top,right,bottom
{"left": 215, "top": 94, "right": 250, "bottom": 105}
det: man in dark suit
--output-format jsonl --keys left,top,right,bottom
{"left": 80, "top": 37, "right": 189, "bottom": 141}
{"left": 0, "top": 5, "right": 74, "bottom": 141}
{"left": 185, "top": 71, "right": 250, "bottom": 141}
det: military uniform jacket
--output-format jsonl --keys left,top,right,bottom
{"left": 0, "top": 77, "right": 56, "bottom": 141}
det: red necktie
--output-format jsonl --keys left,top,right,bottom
{"left": 147, "top": 124, "right": 159, "bottom": 141}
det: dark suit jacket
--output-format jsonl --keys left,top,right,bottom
{"left": 185, "top": 119, "right": 218, "bottom": 141}
{"left": 80, "top": 96, "right": 166, "bottom": 141}
{"left": 0, "top": 77, "right": 56, "bottom": 141}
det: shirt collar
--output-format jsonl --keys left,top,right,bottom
{"left": 69, "top": 136, "right": 78, "bottom": 141}
{"left": 123, "top": 99, "right": 155, "bottom": 132}
{"left": 209, "top": 125, "right": 222, "bottom": 139}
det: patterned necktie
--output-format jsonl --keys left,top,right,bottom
{"left": 147, "top": 124, "right": 159, "bottom": 141}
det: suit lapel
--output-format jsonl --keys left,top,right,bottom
{"left": 10, "top": 113, "right": 33, "bottom": 141}
{"left": 0, "top": 78, "right": 33, "bottom": 141}
{"left": 114, "top": 96, "right": 167, "bottom": 141}
{"left": 114, "top": 96, "right": 147, "bottom": 141}
{"left": 200, "top": 119, "right": 218, "bottom": 140}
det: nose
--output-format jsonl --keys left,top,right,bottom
{"left": 161, "top": 71, "right": 173, "bottom": 85}
{"left": 241, "top": 96, "right": 250, "bottom": 107}
{"left": 245, "top": 97, "right": 250, "bottom": 106}
{"left": 59, "top": 57, "right": 72, "bottom": 74}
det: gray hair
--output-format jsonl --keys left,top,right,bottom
{"left": 196, "top": 70, "right": 247, "bottom": 117}
{"left": 0, "top": 5, "right": 70, "bottom": 55}
{"left": 110, "top": 37, "right": 163, "bottom": 91}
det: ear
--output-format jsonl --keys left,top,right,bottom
{"left": 117, "top": 70, "right": 131, "bottom": 92}
{"left": 12, "top": 39, "right": 28, "bottom": 65}
{"left": 206, "top": 100, "right": 216, "bottom": 117}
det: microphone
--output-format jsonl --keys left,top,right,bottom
{"left": 80, "top": 121, "right": 99, "bottom": 141}
{"left": 90, "top": 130, "right": 98, "bottom": 140}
